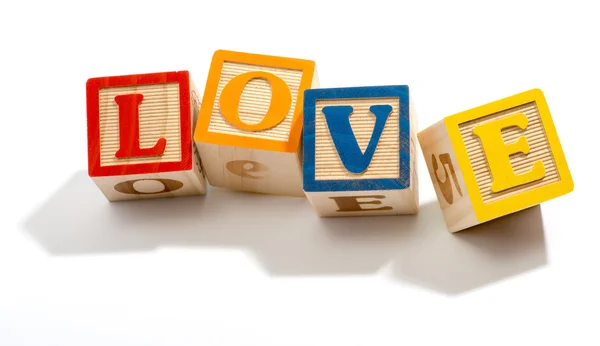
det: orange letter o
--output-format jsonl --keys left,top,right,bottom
{"left": 219, "top": 71, "right": 291, "bottom": 132}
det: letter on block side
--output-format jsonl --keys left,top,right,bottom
{"left": 194, "top": 50, "right": 319, "bottom": 197}
{"left": 417, "top": 89, "right": 573, "bottom": 232}
{"left": 86, "top": 71, "right": 207, "bottom": 201}
{"left": 303, "top": 86, "right": 418, "bottom": 216}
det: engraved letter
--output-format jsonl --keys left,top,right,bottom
{"left": 322, "top": 105, "right": 392, "bottom": 173}
{"left": 114, "top": 179, "right": 184, "bottom": 195}
{"left": 472, "top": 113, "right": 545, "bottom": 193}
{"left": 219, "top": 71, "right": 291, "bottom": 131}
{"left": 226, "top": 160, "right": 267, "bottom": 179}
{"left": 432, "top": 153, "right": 463, "bottom": 204}
{"left": 329, "top": 195, "right": 392, "bottom": 212}
{"left": 114, "top": 94, "right": 167, "bottom": 159}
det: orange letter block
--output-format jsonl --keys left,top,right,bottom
{"left": 87, "top": 71, "right": 207, "bottom": 201}
{"left": 194, "top": 50, "right": 319, "bottom": 197}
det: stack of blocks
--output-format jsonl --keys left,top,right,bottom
{"left": 86, "top": 49, "right": 573, "bottom": 233}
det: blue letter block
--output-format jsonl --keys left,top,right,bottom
{"left": 303, "top": 86, "right": 418, "bottom": 217}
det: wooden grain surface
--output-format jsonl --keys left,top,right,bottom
{"left": 459, "top": 102, "right": 559, "bottom": 203}
{"left": 207, "top": 62, "right": 303, "bottom": 141}
{"left": 315, "top": 97, "right": 400, "bottom": 180}
{"left": 99, "top": 83, "right": 182, "bottom": 166}
{"left": 418, "top": 120, "right": 478, "bottom": 232}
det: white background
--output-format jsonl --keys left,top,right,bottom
{"left": 1, "top": 0, "right": 597, "bottom": 345}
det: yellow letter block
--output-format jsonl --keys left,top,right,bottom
{"left": 194, "top": 50, "right": 318, "bottom": 197}
{"left": 418, "top": 89, "right": 573, "bottom": 232}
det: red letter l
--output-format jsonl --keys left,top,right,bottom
{"left": 114, "top": 94, "right": 167, "bottom": 159}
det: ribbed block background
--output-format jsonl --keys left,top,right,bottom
{"left": 315, "top": 97, "right": 400, "bottom": 180}
{"left": 99, "top": 83, "right": 182, "bottom": 166}
{"left": 207, "top": 62, "right": 302, "bottom": 141}
{"left": 459, "top": 102, "right": 559, "bottom": 203}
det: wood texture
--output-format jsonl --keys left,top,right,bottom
{"left": 303, "top": 86, "right": 417, "bottom": 216}
{"left": 408, "top": 96, "right": 419, "bottom": 213}
{"left": 419, "top": 88, "right": 573, "bottom": 232}
{"left": 197, "top": 142, "right": 304, "bottom": 197}
{"left": 92, "top": 153, "right": 206, "bottom": 201}
{"left": 207, "top": 62, "right": 303, "bottom": 141}
{"left": 306, "top": 189, "right": 417, "bottom": 217}
{"left": 99, "top": 83, "right": 182, "bottom": 166}
{"left": 459, "top": 102, "right": 559, "bottom": 203}
{"left": 418, "top": 120, "right": 478, "bottom": 232}
{"left": 194, "top": 50, "right": 318, "bottom": 197}
{"left": 87, "top": 71, "right": 207, "bottom": 202}
{"left": 315, "top": 97, "right": 400, "bottom": 180}
{"left": 194, "top": 50, "right": 316, "bottom": 153}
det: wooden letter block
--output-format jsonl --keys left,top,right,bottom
{"left": 418, "top": 89, "right": 573, "bottom": 232}
{"left": 303, "top": 86, "right": 418, "bottom": 216}
{"left": 194, "top": 50, "right": 318, "bottom": 197}
{"left": 86, "top": 71, "right": 207, "bottom": 201}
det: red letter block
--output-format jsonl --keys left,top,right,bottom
{"left": 86, "top": 71, "right": 207, "bottom": 201}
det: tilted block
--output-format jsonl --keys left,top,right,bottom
{"left": 418, "top": 89, "right": 573, "bottom": 232}
{"left": 303, "top": 86, "right": 418, "bottom": 216}
{"left": 194, "top": 50, "right": 318, "bottom": 197}
{"left": 86, "top": 71, "right": 207, "bottom": 201}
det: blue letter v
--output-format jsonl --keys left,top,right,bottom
{"left": 322, "top": 104, "right": 392, "bottom": 174}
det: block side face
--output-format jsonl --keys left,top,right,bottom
{"left": 305, "top": 188, "right": 418, "bottom": 217}
{"left": 208, "top": 62, "right": 303, "bottom": 141}
{"left": 195, "top": 50, "right": 315, "bottom": 153}
{"left": 315, "top": 96, "right": 400, "bottom": 180}
{"left": 302, "top": 89, "right": 318, "bottom": 191}
{"left": 188, "top": 78, "right": 207, "bottom": 187}
{"left": 446, "top": 89, "right": 573, "bottom": 223}
{"left": 197, "top": 142, "right": 304, "bottom": 197}
{"left": 190, "top": 76, "right": 202, "bottom": 134}
{"left": 99, "top": 83, "right": 183, "bottom": 166}
{"left": 87, "top": 79, "right": 101, "bottom": 175}
{"left": 191, "top": 143, "right": 208, "bottom": 191}
{"left": 311, "top": 68, "right": 321, "bottom": 89}
{"left": 409, "top": 96, "right": 419, "bottom": 211}
{"left": 418, "top": 120, "right": 478, "bottom": 232}
{"left": 459, "top": 102, "right": 559, "bottom": 202}
{"left": 87, "top": 71, "right": 192, "bottom": 177}
{"left": 302, "top": 86, "right": 411, "bottom": 192}
{"left": 92, "top": 169, "right": 206, "bottom": 202}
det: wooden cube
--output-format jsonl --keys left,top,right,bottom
{"left": 86, "top": 71, "right": 207, "bottom": 201}
{"left": 303, "top": 86, "right": 418, "bottom": 216}
{"left": 418, "top": 89, "right": 573, "bottom": 232}
{"left": 194, "top": 50, "right": 318, "bottom": 197}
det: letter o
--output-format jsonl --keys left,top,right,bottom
{"left": 219, "top": 71, "right": 291, "bottom": 131}
{"left": 114, "top": 179, "right": 184, "bottom": 195}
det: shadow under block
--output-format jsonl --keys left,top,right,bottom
{"left": 303, "top": 86, "right": 418, "bottom": 217}
{"left": 86, "top": 71, "right": 207, "bottom": 202}
{"left": 418, "top": 88, "right": 573, "bottom": 232}
{"left": 194, "top": 50, "right": 318, "bottom": 197}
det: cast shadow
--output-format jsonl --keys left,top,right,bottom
{"left": 393, "top": 202, "right": 548, "bottom": 296}
{"left": 20, "top": 171, "right": 420, "bottom": 276}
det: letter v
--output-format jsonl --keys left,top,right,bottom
{"left": 322, "top": 104, "right": 392, "bottom": 174}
